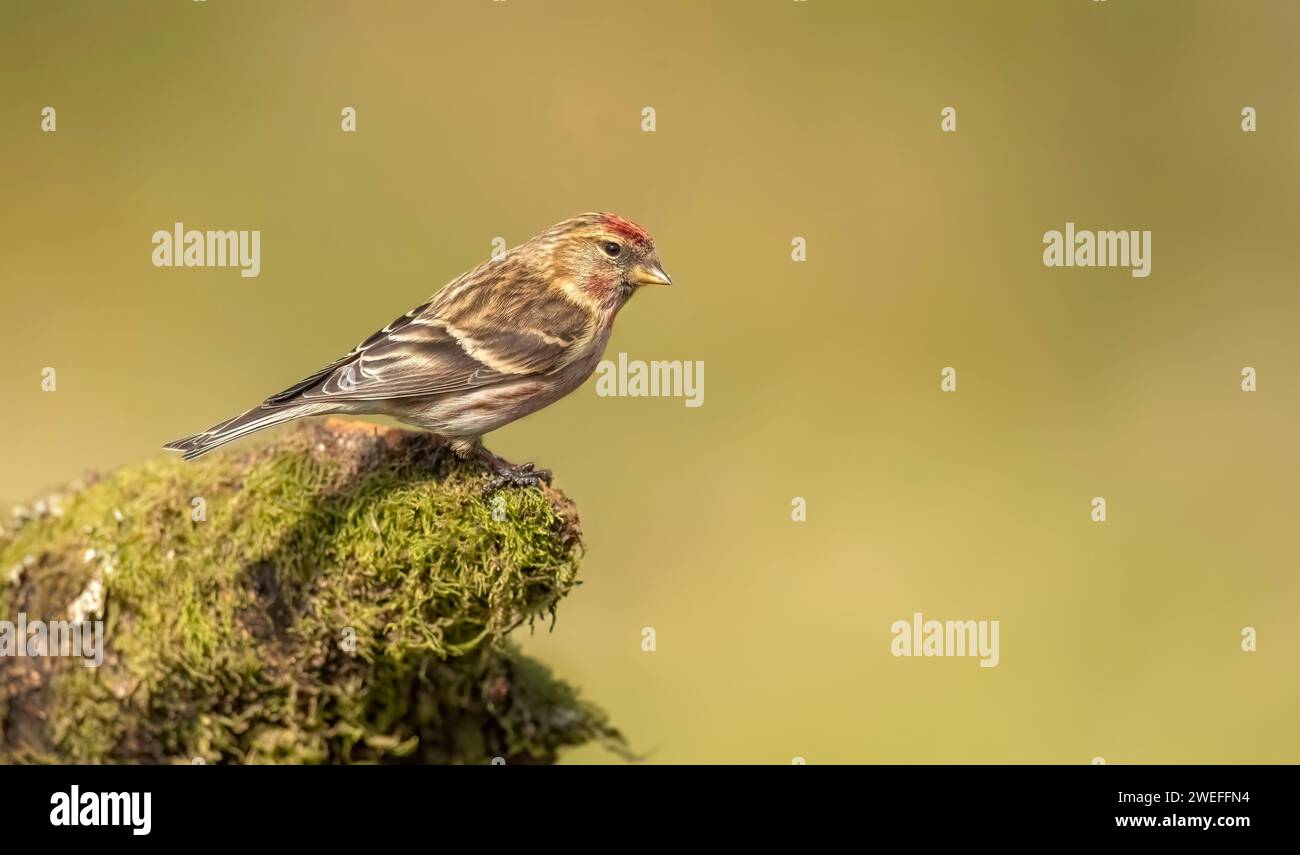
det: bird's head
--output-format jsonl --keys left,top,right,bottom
{"left": 536, "top": 213, "right": 672, "bottom": 305}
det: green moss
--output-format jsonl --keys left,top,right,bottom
{"left": 0, "top": 420, "right": 622, "bottom": 764}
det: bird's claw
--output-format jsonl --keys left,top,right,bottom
{"left": 484, "top": 462, "right": 553, "bottom": 494}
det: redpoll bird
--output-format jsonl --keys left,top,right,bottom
{"left": 164, "top": 213, "right": 671, "bottom": 487}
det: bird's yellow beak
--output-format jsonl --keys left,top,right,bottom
{"left": 632, "top": 262, "right": 672, "bottom": 287}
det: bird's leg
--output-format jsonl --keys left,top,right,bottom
{"left": 426, "top": 442, "right": 448, "bottom": 473}
{"left": 447, "top": 437, "right": 479, "bottom": 461}
{"left": 466, "top": 442, "right": 553, "bottom": 493}
{"left": 446, "top": 436, "right": 552, "bottom": 491}
{"left": 483, "top": 454, "right": 553, "bottom": 492}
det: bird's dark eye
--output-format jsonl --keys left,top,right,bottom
{"left": 602, "top": 241, "right": 621, "bottom": 257}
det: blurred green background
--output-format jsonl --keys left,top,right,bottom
{"left": 2, "top": 0, "right": 1297, "bottom": 763}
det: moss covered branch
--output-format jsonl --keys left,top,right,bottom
{"left": 0, "top": 419, "right": 622, "bottom": 764}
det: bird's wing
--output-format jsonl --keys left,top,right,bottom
{"left": 264, "top": 270, "right": 591, "bottom": 406}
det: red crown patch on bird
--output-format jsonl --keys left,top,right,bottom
{"left": 600, "top": 214, "right": 653, "bottom": 248}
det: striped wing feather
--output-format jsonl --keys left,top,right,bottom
{"left": 264, "top": 268, "right": 589, "bottom": 407}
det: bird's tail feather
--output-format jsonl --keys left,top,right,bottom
{"left": 164, "top": 403, "right": 327, "bottom": 460}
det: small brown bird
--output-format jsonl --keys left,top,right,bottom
{"left": 165, "top": 213, "right": 671, "bottom": 487}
